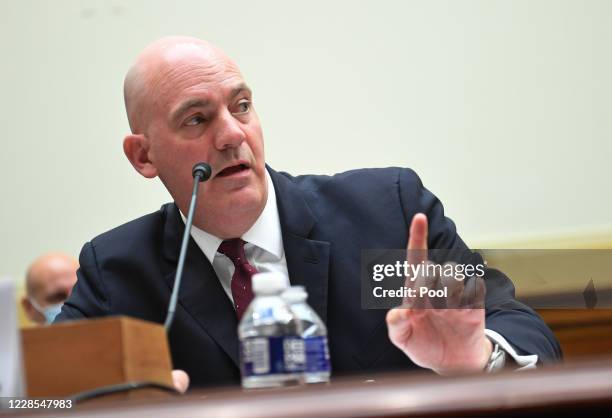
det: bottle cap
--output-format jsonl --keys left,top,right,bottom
{"left": 281, "top": 286, "right": 308, "bottom": 303}
{"left": 252, "top": 272, "right": 288, "bottom": 294}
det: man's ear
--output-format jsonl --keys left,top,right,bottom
{"left": 21, "top": 296, "right": 43, "bottom": 324}
{"left": 123, "top": 134, "right": 158, "bottom": 178}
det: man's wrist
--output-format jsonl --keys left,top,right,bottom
{"left": 432, "top": 336, "right": 493, "bottom": 375}
{"left": 483, "top": 337, "right": 507, "bottom": 373}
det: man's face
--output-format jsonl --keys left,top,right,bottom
{"left": 23, "top": 254, "right": 78, "bottom": 325}
{"left": 142, "top": 47, "right": 267, "bottom": 236}
{"left": 31, "top": 261, "right": 77, "bottom": 308}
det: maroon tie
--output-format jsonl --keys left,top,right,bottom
{"left": 218, "top": 238, "right": 257, "bottom": 320}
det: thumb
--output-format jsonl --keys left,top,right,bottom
{"left": 172, "top": 369, "right": 190, "bottom": 394}
{"left": 386, "top": 308, "right": 413, "bottom": 342}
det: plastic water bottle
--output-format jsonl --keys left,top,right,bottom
{"left": 282, "top": 286, "right": 331, "bottom": 383}
{"left": 238, "top": 272, "right": 306, "bottom": 389}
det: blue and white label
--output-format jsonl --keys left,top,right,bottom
{"left": 241, "top": 336, "right": 305, "bottom": 377}
{"left": 304, "top": 336, "right": 331, "bottom": 373}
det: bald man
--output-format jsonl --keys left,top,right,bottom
{"left": 57, "top": 37, "right": 561, "bottom": 388}
{"left": 122, "top": 37, "right": 267, "bottom": 239}
{"left": 22, "top": 253, "right": 78, "bottom": 325}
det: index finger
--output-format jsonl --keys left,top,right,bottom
{"left": 407, "top": 213, "right": 428, "bottom": 266}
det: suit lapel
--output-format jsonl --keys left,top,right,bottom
{"left": 161, "top": 204, "right": 239, "bottom": 367}
{"left": 158, "top": 167, "right": 332, "bottom": 368}
{"left": 268, "top": 168, "right": 331, "bottom": 324}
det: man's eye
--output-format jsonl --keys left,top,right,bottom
{"left": 184, "top": 115, "right": 205, "bottom": 126}
{"left": 235, "top": 100, "right": 251, "bottom": 114}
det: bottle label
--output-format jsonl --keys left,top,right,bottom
{"left": 305, "top": 336, "right": 331, "bottom": 373}
{"left": 240, "top": 336, "right": 305, "bottom": 377}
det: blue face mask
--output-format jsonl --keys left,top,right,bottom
{"left": 30, "top": 299, "right": 63, "bottom": 324}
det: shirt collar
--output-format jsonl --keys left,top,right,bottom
{"left": 182, "top": 169, "right": 284, "bottom": 264}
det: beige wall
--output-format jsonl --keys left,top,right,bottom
{"left": 1, "top": 0, "right": 611, "bottom": 281}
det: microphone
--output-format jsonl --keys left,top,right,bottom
{"left": 164, "top": 162, "right": 212, "bottom": 331}
{"left": 192, "top": 162, "right": 212, "bottom": 182}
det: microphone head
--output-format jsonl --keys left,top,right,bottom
{"left": 192, "top": 162, "right": 212, "bottom": 181}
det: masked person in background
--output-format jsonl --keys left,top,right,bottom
{"left": 21, "top": 253, "right": 78, "bottom": 325}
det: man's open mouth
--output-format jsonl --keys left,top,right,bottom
{"left": 216, "top": 163, "right": 249, "bottom": 177}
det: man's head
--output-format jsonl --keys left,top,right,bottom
{"left": 21, "top": 253, "right": 78, "bottom": 325}
{"left": 123, "top": 36, "right": 267, "bottom": 238}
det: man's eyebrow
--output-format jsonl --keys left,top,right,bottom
{"left": 171, "top": 99, "right": 211, "bottom": 123}
{"left": 230, "top": 83, "right": 252, "bottom": 99}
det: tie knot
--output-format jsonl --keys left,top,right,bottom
{"left": 218, "top": 238, "right": 247, "bottom": 265}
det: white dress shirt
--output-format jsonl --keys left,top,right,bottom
{"left": 185, "top": 170, "right": 289, "bottom": 301}
{"left": 182, "top": 168, "right": 538, "bottom": 371}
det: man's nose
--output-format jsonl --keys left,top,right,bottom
{"left": 213, "top": 111, "right": 245, "bottom": 150}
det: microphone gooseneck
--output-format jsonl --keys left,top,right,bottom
{"left": 164, "top": 162, "right": 212, "bottom": 331}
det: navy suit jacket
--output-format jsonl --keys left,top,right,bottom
{"left": 57, "top": 167, "right": 561, "bottom": 387}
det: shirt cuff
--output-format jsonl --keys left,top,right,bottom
{"left": 484, "top": 328, "right": 538, "bottom": 371}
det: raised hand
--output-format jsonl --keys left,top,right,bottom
{"left": 386, "top": 214, "right": 492, "bottom": 374}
